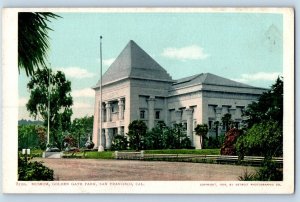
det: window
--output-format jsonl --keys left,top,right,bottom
{"left": 183, "top": 122, "right": 187, "bottom": 130}
{"left": 140, "top": 110, "right": 145, "bottom": 119}
{"left": 155, "top": 111, "right": 160, "bottom": 119}
{"left": 208, "top": 120, "right": 213, "bottom": 129}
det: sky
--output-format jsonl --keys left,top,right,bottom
{"left": 18, "top": 12, "right": 283, "bottom": 120}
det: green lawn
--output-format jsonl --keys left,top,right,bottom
{"left": 61, "top": 149, "right": 220, "bottom": 159}
{"left": 29, "top": 148, "right": 220, "bottom": 159}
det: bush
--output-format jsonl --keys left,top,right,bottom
{"left": 18, "top": 155, "right": 54, "bottom": 181}
{"left": 204, "top": 135, "right": 224, "bottom": 149}
{"left": 111, "top": 135, "right": 128, "bottom": 150}
{"left": 180, "top": 137, "right": 192, "bottom": 149}
{"left": 236, "top": 121, "right": 282, "bottom": 158}
{"left": 239, "top": 160, "right": 283, "bottom": 181}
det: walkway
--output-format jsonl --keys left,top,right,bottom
{"left": 36, "top": 158, "right": 257, "bottom": 181}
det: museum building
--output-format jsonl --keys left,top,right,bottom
{"left": 92, "top": 40, "right": 266, "bottom": 149}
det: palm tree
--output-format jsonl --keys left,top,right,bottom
{"left": 18, "top": 12, "right": 60, "bottom": 76}
{"left": 195, "top": 124, "right": 208, "bottom": 149}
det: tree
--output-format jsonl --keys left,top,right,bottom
{"left": 26, "top": 68, "right": 73, "bottom": 149}
{"left": 18, "top": 12, "right": 60, "bottom": 76}
{"left": 236, "top": 120, "right": 282, "bottom": 159}
{"left": 221, "top": 113, "right": 233, "bottom": 132}
{"left": 18, "top": 125, "right": 47, "bottom": 150}
{"left": 195, "top": 124, "right": 208, "bottom": 149}
{"left": 127, "top": 120, "right": 147, "bottom": 150}
{"left": 71, "top": 116, "right": 94, "bottom": 148}
{"left": 243, "top": 77, "right": 283, "bottom": 128}
{"left": 236, "top": 77, "right": 283, "bottom": 160}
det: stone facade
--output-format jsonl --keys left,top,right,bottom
{"left": 92, "top": 40, "right": 266, "bottom": 149}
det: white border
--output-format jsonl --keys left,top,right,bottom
{"left": 2, "top": 7, "right": 295, "bottom": 194}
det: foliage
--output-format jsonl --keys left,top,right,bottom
{"left": 243, "top": 77, "right": 283, "bottom": 129}
{"left": 63, "top": 135, "right": 77, "bottom": 148}
{"left": 205, "top": 135, "right": 225, "bottom": 149}
{"left": 18, "top": 155, "right": 54, "bottom": 181}
{"left": 18, "top": 125, "right": 47, "bottom": 150}
{"left": 127, "top": 120, "right": 147, "bottom": 150}
{"left": 195, "top": 124, "right": 208, "bottom": 149}
{"left": 143, "top": 122, "right": 166, "bottom": 149}
{"left": 221, "top": 113, "right": 233, "bottom": 132}
{"left": 144, "top": 122, "right": 192, "bottom": 149}
{"left": 26, "top": 68, "right": 73, "bottom": 149}
{"left": 239, "top": 160, "right": 283, "bottom": 181}
{"left": 180, "top": 137, "right": 192, "bottom": 149}
{"left": 171, "top": 123, "right": 190, "bottom": 149}
{"left": 71, "top": 116, "right": 94, "bottom": 148}
{"left": 238, "top": 169, "right": 256, "bottom": 181}
{"left": 236, "top": 121, "right": 283, "bottom": 158}
{"left": 18, "top": 12, "right": 60, "bottom": 76}
{"left": 111, "top": 135, "right": 128, "bottom": 150}
{"left": 254, "top": 160, "right": 283, "bottom": 181}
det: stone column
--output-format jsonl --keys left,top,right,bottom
{"left": 101, "top": 103, "right": 105, "bottom": 122}
{"left": 147, "top": 96, "right": 155, "bottom": 129}
{"left": 229, "top": 108, "right": 236, "bottom": 120}
{"left": 118, "top": 98, "right": 124, "bottom": 120}
{"left": 105, "top": 128, "right": 112, "bottom": 149}
{"left": 106, "top": 102, "right": 111, "bottom": 122}
{"left": 186, "top": 108, "right": 194, "bottom": 145}
{"left": 175, "top": 110, "right": 182, "bottom": 124}
{"left": 117, "top": 126, "right": 122, "bottom": 135}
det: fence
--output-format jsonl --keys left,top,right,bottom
{"left": 114, "top": 151, "right": 283, "bottom": 167}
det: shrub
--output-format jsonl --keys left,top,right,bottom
{"left": 111, "top": 135, "right": 128, "bottom": 150}
{"left": 180, "top": 137, "right": 192, "bottom": 149}
{"left": 18, "top": 155, "right": 54, "bottom": 181}
{"left": 239, "top": 160, "right": 283, "bottom": 181}
{"left": 236, "top": 121, "right": 282, "bottom": 158}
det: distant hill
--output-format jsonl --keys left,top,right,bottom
{"left": 18, "top": 119, "right": 43, "bottom": 126}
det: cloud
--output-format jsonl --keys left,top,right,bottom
{"left": 19, "top": 97, "right": 28, "bottom": 107}
{"left": 103, "top": 58, "right": 115, "bottom": 66}
{"left": 233, "top": 72, "right": 282, "bottom": 83}
{"left": 56, "top": 67, "right": 95, "bottom": 79}
{"left": 97, "top": 58, "right": 116, "bottom": 67}
{"left": 72, "top": 88, "right": 94, "bottom": 98}
{"left": 162, "top": 45, "right": 209, "bottom": 60}
{"left": 72, "top": 102, "right": 93, "bottom": 109}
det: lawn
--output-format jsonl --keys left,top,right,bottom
{"left": 61, "top": 149, "right": 220, "bottom": 159}
{"left": 29, "top": 148, "right": 220, "bottom": 159}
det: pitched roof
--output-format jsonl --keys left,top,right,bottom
{"left": 173, "top": 73, "right": 256, "bottom": 89}
{"left": 94, "top": 40, "right": 173, "bottom": 87}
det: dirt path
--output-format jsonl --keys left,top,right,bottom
{"left": 36, "top": 158, "right": 257, "bottom": 181}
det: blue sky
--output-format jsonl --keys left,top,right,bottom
{"left": 18, "top": 12, "right": 283, "bottom": 120}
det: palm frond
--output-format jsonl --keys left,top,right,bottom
{"left": 18, "top": 12, "right": 61, "bottom": 76}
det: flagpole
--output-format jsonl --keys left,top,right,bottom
{"left": 47, "top": 67, "right": 50, "bottom": 147}
{"left": 99, "top": 36, "right": 103, "bottom": 151}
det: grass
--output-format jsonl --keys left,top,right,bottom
{"left": 84, "top": 151, "right": 114, "bottom": 159}
{"left": 30, "top": 148, "right": 220, "bottom": 159}
{"left": 61, "top": 149, "right": 220, "bottom": 159}
{"left": 19, "top": 149, "right": 44, "bottom": 157}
